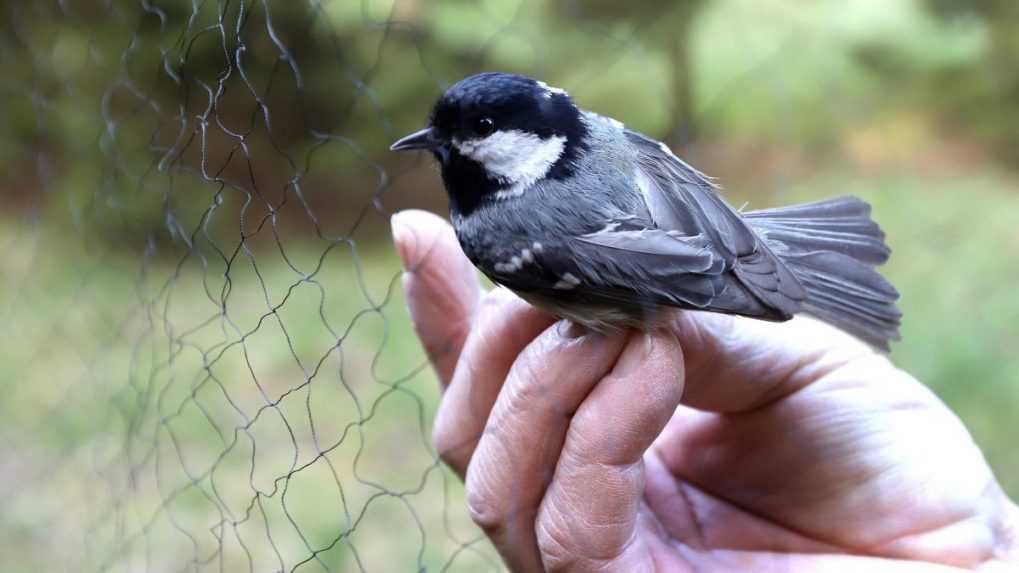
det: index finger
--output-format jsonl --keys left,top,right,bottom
{"left": 535, "top": 329, "right": 685, "bottom": 571}
{"left": 392, "top": 209, "right": 481, "bottom": 387}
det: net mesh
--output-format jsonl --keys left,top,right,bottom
{"left": 6, "top": 1, "right": 1016, "bottom": 572}
{"left": 2, "top": 1, "right": 505, "bottom": 571}
{"left": 4, "top": 0, "right": 714, "bottom": 570}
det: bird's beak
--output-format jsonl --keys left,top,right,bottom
{"left": 390, "top": 127, "right": 441, "bottom": 152}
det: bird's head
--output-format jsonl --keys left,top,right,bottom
{"left": 391, "top": 72, "right": 587, "bottom": 213}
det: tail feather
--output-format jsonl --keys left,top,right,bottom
{"left": 746, "top": 196, "right": 902, "bottom": 351}
{"left": 746, "top": 197, "right": 890, "bottom": 265}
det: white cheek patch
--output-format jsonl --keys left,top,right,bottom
{"left": 453, "top": 130, "right": 567, "bottom": 198}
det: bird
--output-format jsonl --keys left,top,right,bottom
{"left": 391, "top": 72, "right": 901, "bottom": 350}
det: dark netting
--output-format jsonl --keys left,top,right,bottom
{"left": 3, "top": 1, "right": 1019, "bottom": 572}
{"left": 3, "top": 1, "right": 485, "bottom": 570}
{"left": 0, "top": 1, "right": 686, "bottom": 571}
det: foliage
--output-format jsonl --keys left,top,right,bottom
{"left": 859, "top": 0, "right": 1019, "bottom": 161}
{"left": 1, "top": 1, "right": 1018, "bottom": 571}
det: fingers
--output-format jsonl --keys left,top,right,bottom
{"left": 431, "top": 288, "right": 555, "bottom": 477}
{"left": 392, "top": 210, "right": 481, "bottom": 387}
{"left": 463, "top": 326, "right": 629, "bottom": 572}
{"left": 534, "top": 330, "right": 685, "bottom": 572}
{"left": 669, "top": 311, "right": 879, "bottom": 413}
{"left": 655, "top": 548, "right": 976, "bottom": 572}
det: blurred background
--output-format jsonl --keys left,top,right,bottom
{"left": 2, "top": 0, "right": 1018, "bottom": 571}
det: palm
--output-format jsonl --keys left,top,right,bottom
{"left": 640, "top": 352, "right": 1011, "bottom": 569}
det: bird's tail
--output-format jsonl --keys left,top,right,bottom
{"left": 744, "top": 196, "right": 901, "bottom": 351}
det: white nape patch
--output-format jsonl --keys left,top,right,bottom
{"left": 536, "top": 80, "right": 569, "bottom": 99}
{"left": 591, "top": 112, "right": 624, "bottom": 130}
{"left": 553, "top": 273, "right": 580, "bottom": 290}
{"left": 453, "top": 130, "right": 567, "bottom": 199}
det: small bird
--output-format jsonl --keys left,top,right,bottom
{"left": 391, "top": 72, "right": 901, "bottom": 350}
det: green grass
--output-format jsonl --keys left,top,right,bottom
{"left": 0, "top": 219, "right": 499, "bottom": 572}
{"left": 3, "top": 1, "right": 1016, "bottom": 570}
{"left": 2, "top": 166, "right": 1018, "bottom": 572}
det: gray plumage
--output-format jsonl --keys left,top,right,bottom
{"left": 392, "top": 73, "right": 901, "bottom": 350}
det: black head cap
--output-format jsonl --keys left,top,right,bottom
{"left": 391, "top": 72, "right": 588, "bottom": 215}
{"left": 430, "top": 72, "right": 585, "bottom": 148}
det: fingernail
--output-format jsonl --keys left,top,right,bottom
{"left": 614, "top": 332, "right": 653, "bottom": 377}
{"left": 391, "top": 212, "right": 415, "bottom": 270}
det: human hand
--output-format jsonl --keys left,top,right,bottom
{"left": 391, "top": 209, "right": 1019, "bottom": 572}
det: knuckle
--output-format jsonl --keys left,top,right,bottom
{"left": 464, "top": 474, "right": 508, "bottom": 533}
{"left": 507, "top": 357, "right": 545, "bottom": 405}
{"left": 478, "top": 287, "right": 516, "bottom": 316}
{"left": 505, "top": 337, "right": 567, "bottom": 411}
{"left": 431, "top": 418, "right": 456, "bottom": 459}
{"left": 422, "top": 313, "right": 471, "bottom": 359}
{"left": 514, "top": 333, "right": 558, "bottom": 383}
{"left": 431, "top": 416, "right": 471, "bottom": 472}
{"left": 535, "top": 508, "right": 576, "bottom": 572}
{"left": 500, "top": 367, "right": 557, "bottom": 427}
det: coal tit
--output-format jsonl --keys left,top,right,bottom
{"left": 391, "top": 72, "right": 901, "bottom": 350}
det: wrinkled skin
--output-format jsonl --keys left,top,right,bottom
{"left": 392, "top": 209, "right": 1019, "bottom": 573}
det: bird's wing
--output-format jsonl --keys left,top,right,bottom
{"left": 485, "top": 215, "right": 786, "bottom": 320}
{"left": 480, "top": 213, "right": 730, "bottom": 310}
{"left": 567, "top": 221, "right": 726, "bottom": 309}
{"left": 500, "top": 217, "right": 780, "bottom": 319}
{"left": 624, "top": 129, "right": 807, "bottom": 316}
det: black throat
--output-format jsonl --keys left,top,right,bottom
{"left": 438, "top": 126, "right": 588, "bottom": 218}
{"left": 438, "top": 146, "right": 503, "bottom": 217}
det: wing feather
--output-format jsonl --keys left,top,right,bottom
{"left": 569, "top": 226, "right": 726, "bottom": 308}
{"left": 624, "top": 129, "right": 807, "bottom": 317}
{"left": 576, "top": 229, "right": 722, "bottom": 273}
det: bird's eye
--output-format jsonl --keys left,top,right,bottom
{"left": 473, "top": 117, "right": 495, "bottom": 137}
